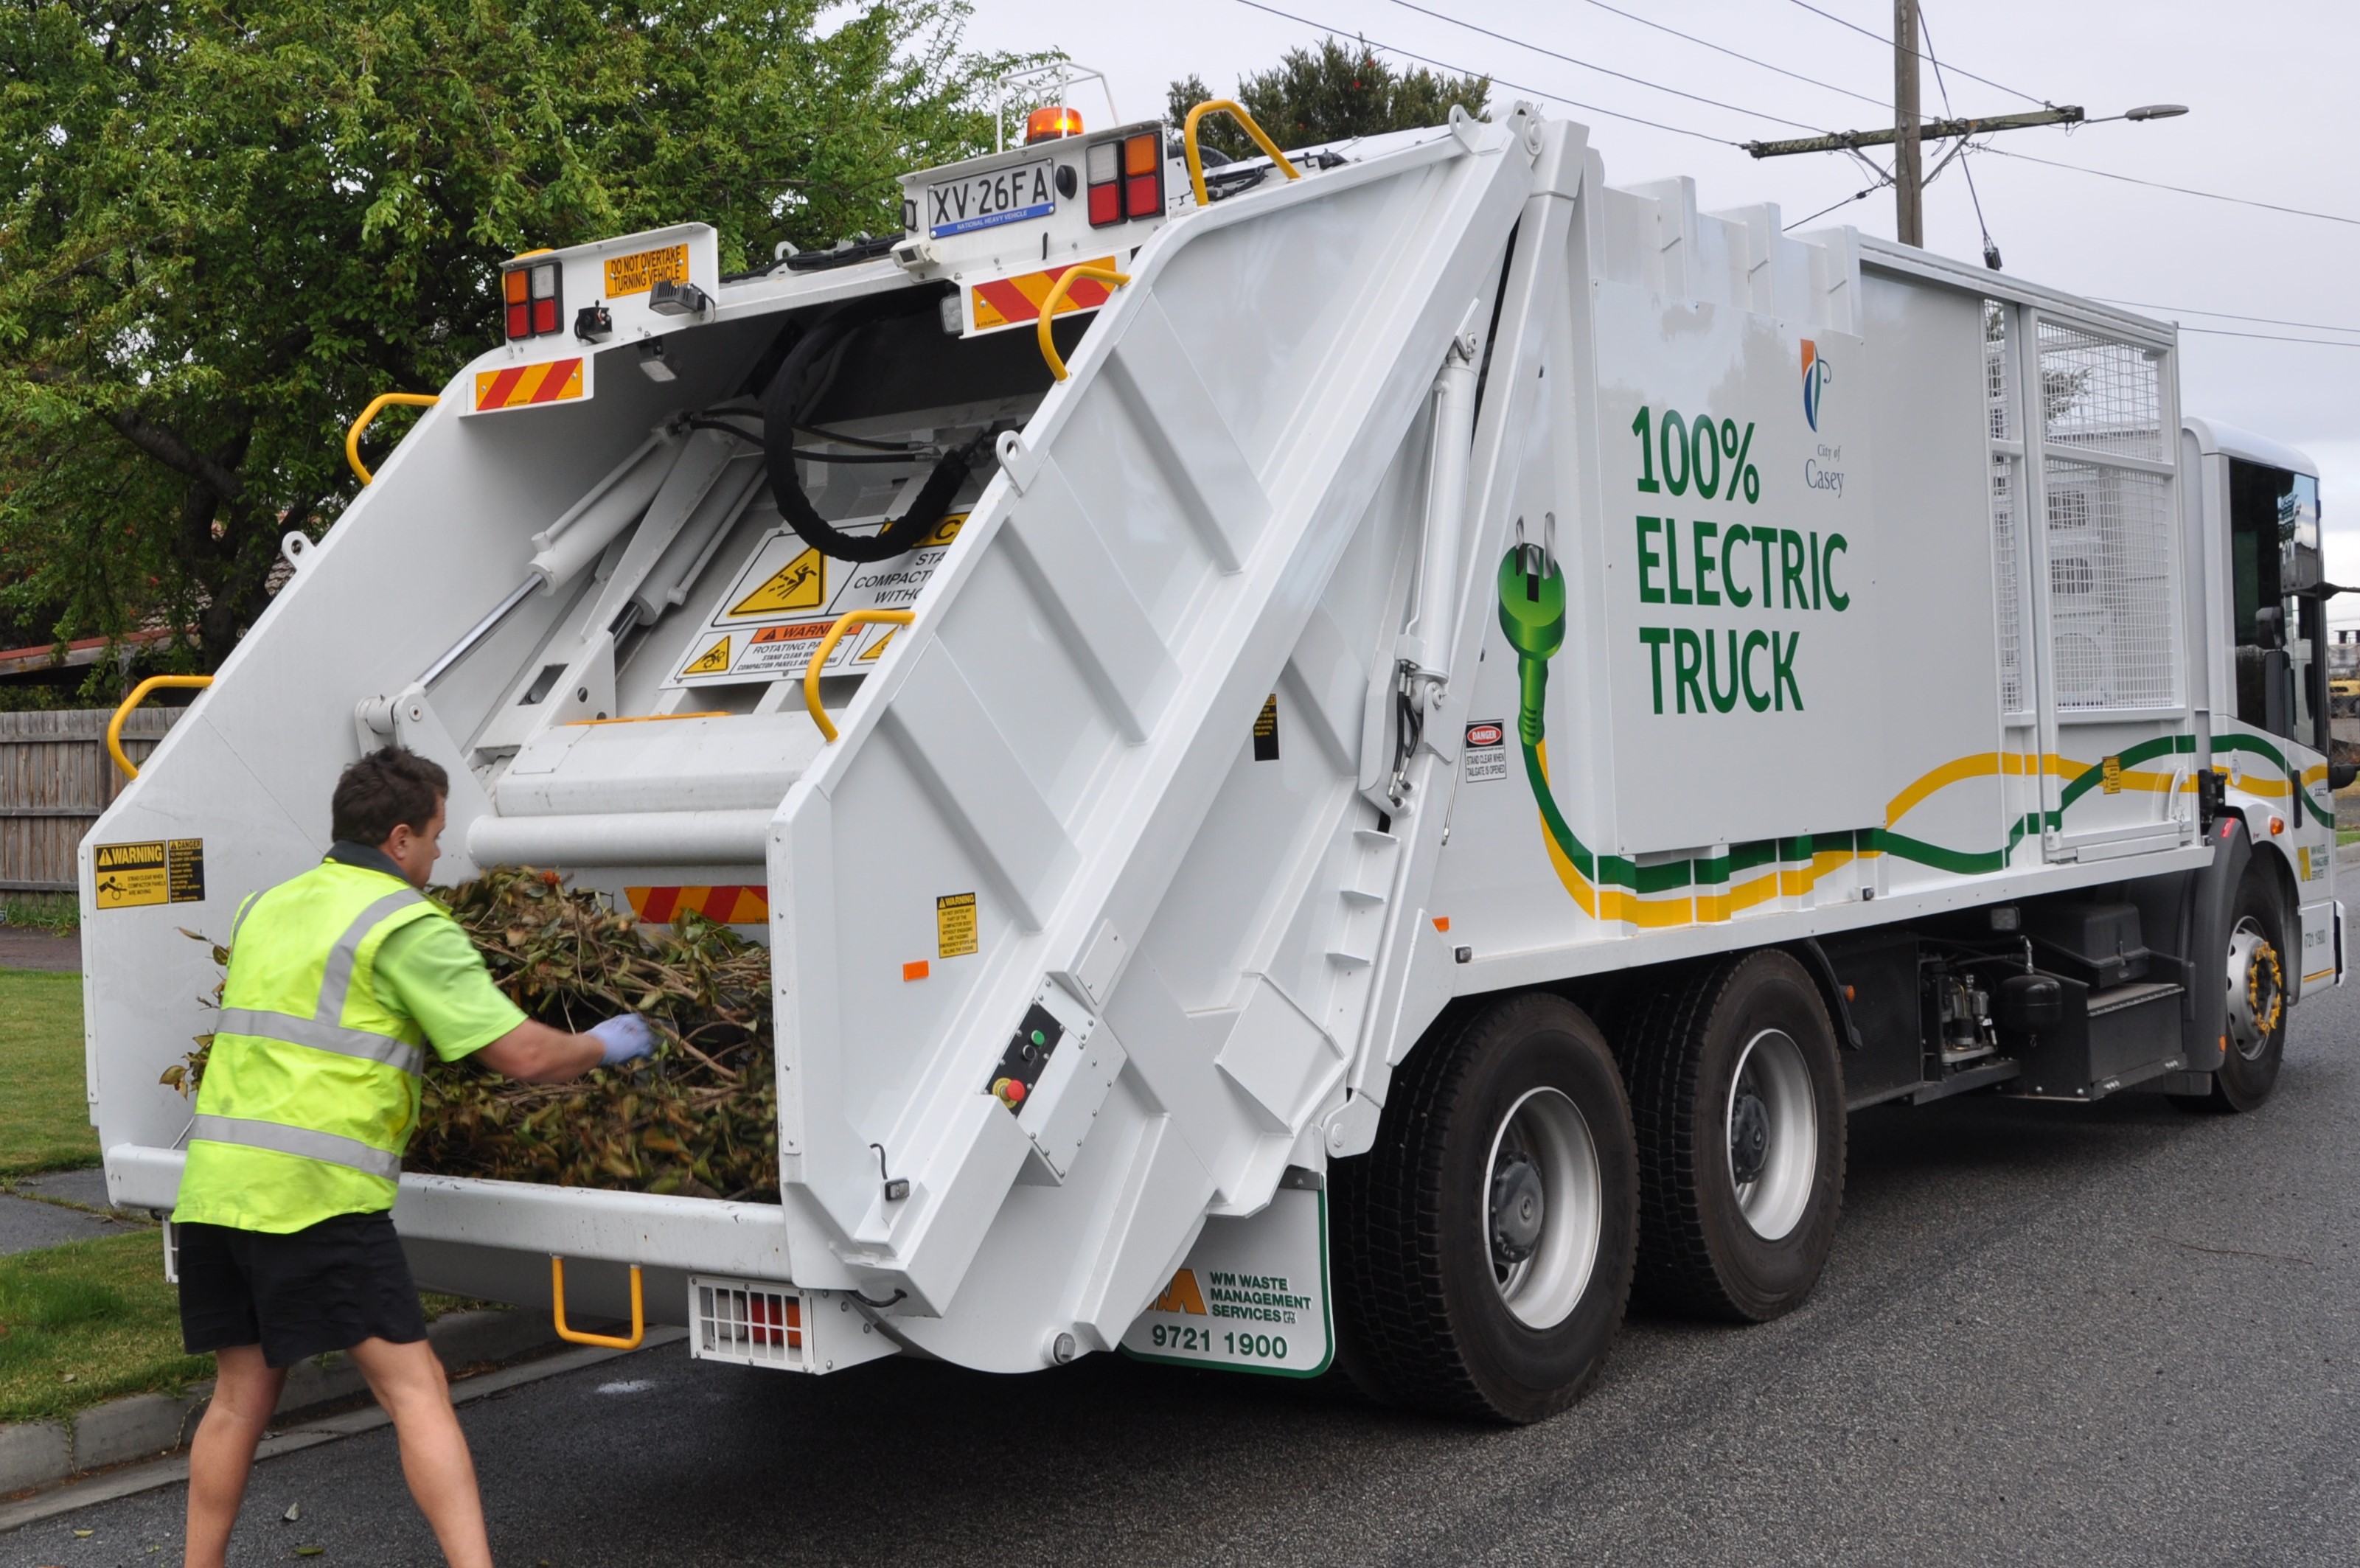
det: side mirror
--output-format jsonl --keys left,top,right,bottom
{"left": 2331, "top": 762, "right": 2359, "bottom": 792}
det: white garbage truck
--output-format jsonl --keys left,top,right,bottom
{"left": 83, "top": 99, "right": 2345, "bottom": 1421}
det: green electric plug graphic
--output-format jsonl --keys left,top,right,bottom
{"left": 1497, "top": 540, "right": 1566, "bottom": 748}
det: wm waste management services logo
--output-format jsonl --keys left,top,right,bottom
{"left": 1801, "top": 339, "right": 1833, "bottom": 431}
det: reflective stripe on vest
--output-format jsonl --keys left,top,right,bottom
{"left": 213, "top": 1007, "right": 425, "bottom": 1075}
{"left": 190, "top": 1113, "right": 404, "bottom": 1183}
{"left": 317, "top": 888, "right": 425, "bottom": 1023}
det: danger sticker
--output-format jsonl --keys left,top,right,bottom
{"left": 605, "top": 243, "right": 690, "bottom": 299}
{"left": 93, "top": 838, "right": 204, "bottom": 910}
{"left": 936, "top": 892, "right": 978, "bottom": 958}
{"left": 669, "top": 515, "right": 965, "bottom": 689}
{"left": 1463, "top": 720, "right": 1508, "bottom": 783}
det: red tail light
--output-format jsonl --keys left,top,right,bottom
{"left": 1085, "top": 132, "right": 1163, "bottom": 229}
{"left": 502, "top": 258, "right": 564, "bottom": 342}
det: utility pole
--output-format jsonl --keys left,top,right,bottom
{"left": 1893, "top": 0, "right": 1923, "bottom": 245}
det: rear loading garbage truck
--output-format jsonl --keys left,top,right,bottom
{"left": 83, "top": 100, "right": 2344, "bottom": 1421}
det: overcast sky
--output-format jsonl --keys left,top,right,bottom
{"left": 958, "top": 0, "right": 2360, "bottom": 620}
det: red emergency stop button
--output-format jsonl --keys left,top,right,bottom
{"left": 992, "top": 1076, "right": 1028, "bottom": 1108}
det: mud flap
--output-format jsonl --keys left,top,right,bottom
{"left": 1120, "top": 1168, "right": 1332, "bottom": 1378}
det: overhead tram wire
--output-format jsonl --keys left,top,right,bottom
{"left": 1980, "top": 147, "right": 2360, "bottom": 229}
{"left": 1379, "top": 0, "right": 1851, "bottom": 137}
{"left": 1230, "top": 0, "right": 1742, "bottom": 146}
{"left": 2091, "top": 301, "right": 2360, "bottom": 335}
{"left": 1781, "top": 0, "right": 2052, "bottom": 108}
{"left": 1918, "top": 7, "right": 2002, "bottom": 268}
{"left": 1575, "top": 0, "right": 1891, "bottom": 114}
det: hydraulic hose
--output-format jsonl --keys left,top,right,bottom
{"left": 758, "top": 290, "right": 980, "bottom": 563}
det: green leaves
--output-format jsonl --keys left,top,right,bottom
{"left": 1169, "top": 37, "right": 1489, "bottom": 161}
{"left": 0, "top": 1, "right": 1030, "bottom": 685}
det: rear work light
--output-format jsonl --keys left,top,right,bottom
{"left": 1086, "top": 131, "right": 1163, "bottom": 228}
{"left": 502, "top": 258, "right": 563, "bottom": 343}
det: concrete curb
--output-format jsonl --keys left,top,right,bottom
{"left": 0, "top": 1306, "right": 568, "bottom": 1502}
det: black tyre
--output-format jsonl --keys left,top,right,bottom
{"left": 2176, "top": 868, "right": 2288, "bottom": 1113}
{"left": 1621, "top": 949, "right": 1846, "bottom": 1322}
{"left": 1331, "top": 992, "right": 1637, "bottom": 1424}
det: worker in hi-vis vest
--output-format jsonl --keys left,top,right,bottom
{"left": 171, "top": 747, "right": 652, "bottom": 1568}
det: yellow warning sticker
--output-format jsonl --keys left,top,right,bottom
{"left": 683, "top": 635, "right": 732, "bottom": 676}
{"left": 94, "top": 838, "right": 205, "bottom": 910}
{"left": 936, "top": 892, "right": 978, "bottom": 958}
{"left": 2102, "top": 755, "right": 2123, "bottom": 795}
{"left": 857, "top": 628, "right": 897, "bottom": 662}
{"left": 729, "top": 547, "right": 825, "bottom": 617}
{"left": 604, "top": 243, "right": 690, "bottom": 299}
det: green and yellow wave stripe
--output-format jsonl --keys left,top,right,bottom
{"left": 1522, "top": 729, "right": 2325, "bottom": 929}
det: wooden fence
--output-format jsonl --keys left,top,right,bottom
{"left": 0, "top": 707, "right": 183, "bottom": 893}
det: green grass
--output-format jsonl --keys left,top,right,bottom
{"left": 0, "top": 1228, "right": 212, "bottom": 1424}
{"left": 0, "top": 968, "right": 98, "bottom": 1177}
{"left": 1, "top": 893, "right": 78, "bottom": 934}
{"left": 2339, "top": 828, "right": 2360, "bottom": 846}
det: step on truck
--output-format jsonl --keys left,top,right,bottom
{"left": 84, "top": 100, "right": 2346, "bottom": 1420}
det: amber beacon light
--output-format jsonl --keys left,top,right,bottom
{"left": 1026, "top": 106, "right": 1085, "bottom": 144}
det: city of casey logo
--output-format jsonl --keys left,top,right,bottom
{"left": 1801, "top": 338, "right": 1833, "bottom": 431}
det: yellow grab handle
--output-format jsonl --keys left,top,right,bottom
{"left": 1035, "top": 265, "right": 1132, "bottom": 383}
{"left": 108, "top": 675, "right": 212, "bottom": 780}
{"left": 346, "top": 392, "right": 440, "bottom": 486}
{"left": 1182, "top": 99, "right": 1303, "bottom": 209}
{"left": 805, "top": 610, "right": 916, "bottom": 742}
{"left": 550, "top": 1256, "right": 644, "bottom": 1350}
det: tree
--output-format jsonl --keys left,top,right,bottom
{"left": 1169, "top": 37, "right": 1487, "bottom": 161}
{"left": 0, "top": 0, "right": 1028, "bottom": 694}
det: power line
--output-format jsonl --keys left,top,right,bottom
{"left": 1382, "top": 0, "right": 1839, "bottom": 136}
{"left": 2092, "top": 300, "right": 2360, "bottom": 335}
{"left": 1918, "top": 7, "right": 2001, "bottom": 268}
{"left": 1782, "top": 0, "right": 2051, "bottom": 108}
{"left": 1230, "top": 1, "right": 1739, "bottom": 146}
{"left": 1981, "top": 147, "right": 2360, "bottom": 229}
{"left": 1573, "top": 0, "right": 1891, "bottom": 114}
{"left": 2176, "top": 327, "right": 2360, "bottom": 349}
{"left": 1784, "top": 186, "right": 1885, "bottom": 231}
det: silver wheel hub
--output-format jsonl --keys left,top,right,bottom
{"left": 2224, "top": 916, "right": 2284, "bottom": 1062}
{"left": 1484, "top": 1087, "right": 1603, "bottom": 1329}
{"left": 1727, "top": 1029, "right": 1817, "bottom": 1241}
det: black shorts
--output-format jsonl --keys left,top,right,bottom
{"left": 177, "top": 1211, "right": 429, "bottom": 1368}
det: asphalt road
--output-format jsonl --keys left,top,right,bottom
{"left": 19, "top": 986, "right": 2360, "bottom": 1568}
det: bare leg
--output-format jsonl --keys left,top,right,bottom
{"left": 184, "top": 1344, "right": 287, "bottom": 1568}
{"left": 348, "top": 1336, "right": 491, "bottom": 1568}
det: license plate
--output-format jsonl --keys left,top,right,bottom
{"left": 927, "top": 159, "right": 1056, "bottom": 238}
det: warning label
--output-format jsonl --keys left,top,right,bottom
{"left": 669, "top": 515, "right": 966, "bottom": 688}
{"left": 604, "top": 243, "right": 690, "bottom": 299}
{"left": 94, "top": 838, "right": 205, "bottom": 911}
{"left": 1253, "top": 694, "right": 1279, "bottom": 762}
{"left": 728, "top": 547, "right": 826, "bottom": 616}
{"left": 936, "top": 892, "right": 978, "bottom": 958}
{"left": 1462, "top": 720, "right": 1508, "bottom": 784}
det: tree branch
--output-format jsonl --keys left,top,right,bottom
{"left": 105, "top": 408, "right": 246, "bottom": 501}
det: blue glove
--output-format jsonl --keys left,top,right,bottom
{"left": 588, "top": 1014, "right": 656, "bottom": 1067}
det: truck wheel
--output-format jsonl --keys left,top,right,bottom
{"left": 2177, "top": 871, "right": 2288, "bottom": 1113}
{"left": 1622, "top": 949, "right": 1845, "bottom": 1323}
{"left": 1331, "top": 993, "right": 1637, "bottom": 1424}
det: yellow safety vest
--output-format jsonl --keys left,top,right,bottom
{"left": 172, "top": 858, "right": 446, "bottom": 1233}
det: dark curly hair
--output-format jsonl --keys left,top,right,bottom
{"left": 331, "top": 748, "right": 448, "bottom": 846}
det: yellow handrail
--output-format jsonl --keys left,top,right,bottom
{"left": 346, "top": 393, "right": 440, "bottom": 486}
{"left": 107, "top": 675, "right": 212, "bottom": 780}
{"left": 1035, "top": 265, "right": 1131, "bottom": 382}
{"left": 1181, "top": 99, "right": 1303, "bottom": 209}
{"left": 550, "top": 1256, "right": 644, "bottom": 1350}
{"left": 804, "top": 609, "right": 916, "bottom": 742}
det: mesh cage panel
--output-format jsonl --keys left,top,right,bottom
{"left": 1984, "top": 301, "right": 2013, "bottom": 442}
{"left": 2044, "top": 459, "right": 2176, "bottom": 710}
{"left": 692, "top": 1278, "right": 804, "bottom": 1369}
{"left": 2038, "top": 319, "right": 2162, "bottom": 463}
{"left": 1993, "top": 455, "right": 2026, "bottom": 713}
